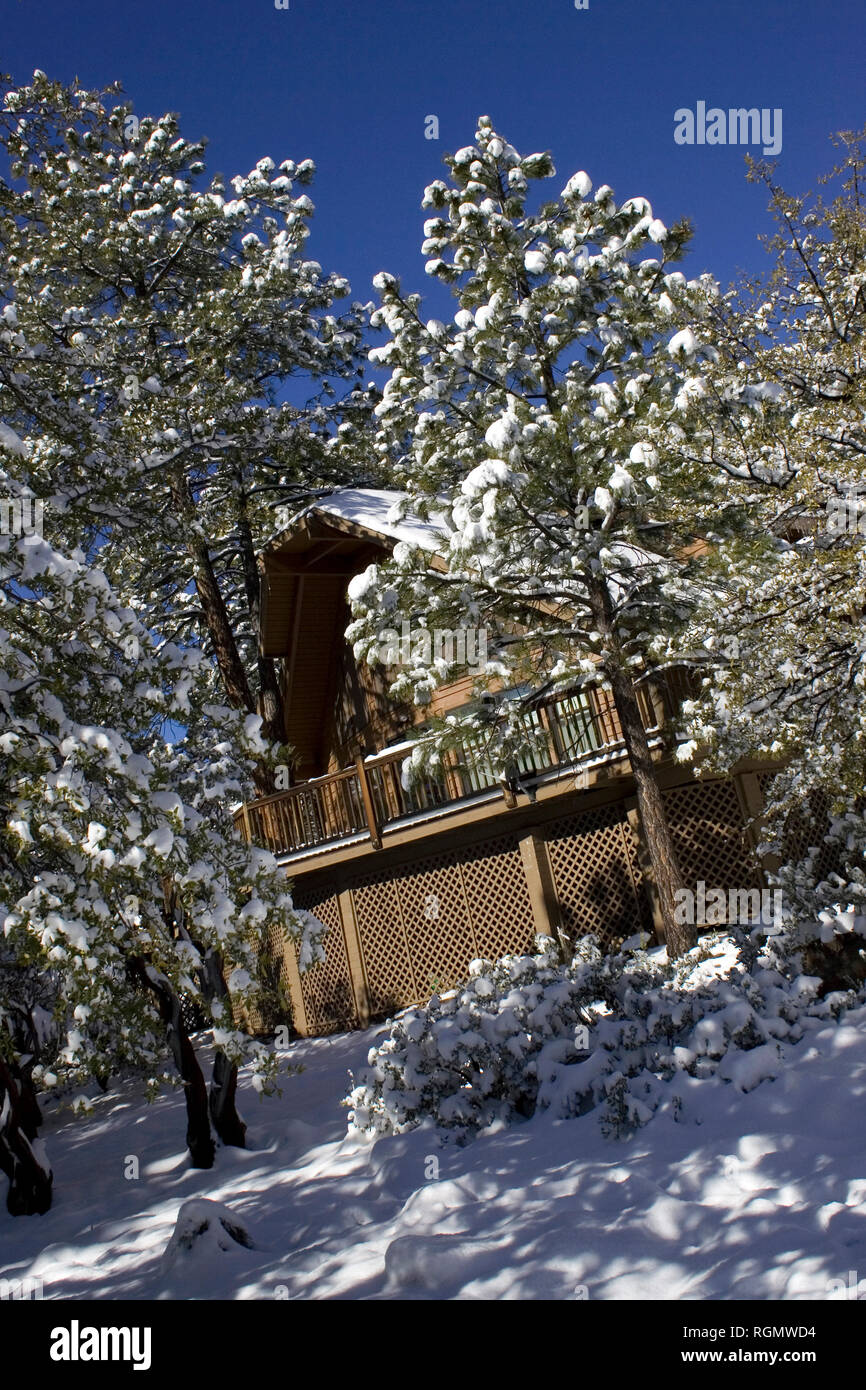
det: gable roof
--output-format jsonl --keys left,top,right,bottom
{"left": 259, "top": 489, "right": 433, "bottom": 772}
{"left": 307, "top": 488, "right": 450, "bottom": 552}
{"left": 259, "top": 488, "right": 420, "bottom": 659}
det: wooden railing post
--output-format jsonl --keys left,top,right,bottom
{"left": 355, "top": 755, "right": 382, "bottom": 849}
{"left": 537, "top": 702, "right": 561, "bottom": 767}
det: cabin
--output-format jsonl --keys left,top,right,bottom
{"left": 236, "top": 488, "right": 781, "bottom": 1037}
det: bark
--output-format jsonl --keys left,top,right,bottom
{"left": 588, "top": 579, "right": 694, "bottom": 958}
{"left": 184, "top": 523, "right": 256, "bottom": 716}
{"left": 170, "top": 472, "right": 277, "bottom": 799}
{"left": 130, "top": 957, "right": 215, "bottom": 1169}
{"left": 236, "top": 503, "right": 286, "bottom": 749}
{"left": 199, "top": 946, "right": 247, "bottom": 1149}
{"left": 0, "top": 1054, "right": 53, "bottom": 1216}
{"left": 209, "top": 1049, "right": 247, "bottom": 1148}
{"left": 162, "top": 881, "right": 247, "bottom": 1149}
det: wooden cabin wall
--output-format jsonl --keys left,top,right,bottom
{"left": 322, "top": 623, "right": 416, "bottom": 772}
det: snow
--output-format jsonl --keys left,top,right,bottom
{"left": 161, "top": 1198, "right": 256, "bottom": 1287}
{"left": 668, "top": 327, "right": 699, "bottom": 358}
{"left": 0, "top": 421, "right": 28, "bottom": 456}
{"left": 304, "top": 488, "right": 450, "bottom": 554}
{"left": 483, "top": 414, "right": 521, "bottom": 453}
{"left": 461, "top": 459, "right": 515, "bottom": 498}
{"left": 346, "top": 564, "right": 378, "bottom": 603}
{"left": 561, "top": 171, "right": 592, "bottom": 200}
{"left": 4, "top": 1010, "right": 866, "bottom": 1300}
{"left": 607, "top": 465, "right": 634, "bottom": 495}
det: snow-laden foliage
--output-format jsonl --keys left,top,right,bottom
{"left": 342, "top": 116, "right": 773, "bottom": 954}
{"left": 347, "top": 925, "right": 863, "bottom": 1141}
{"left": 0, "top": 73, "right": 343, "bottom": 1130}
{"left": 668, "top": 129, "right": 866, "bottom": 932}
{"left": 0, "top": 515, "right": 324, "bottom": 1099}
{"left": 346, "top": 116, "right": 744, "bottom": 716}
{"left": 0, "top": 71, "right": 370, "bottom": 752}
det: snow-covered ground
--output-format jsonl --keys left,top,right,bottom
{"left": 3, "top": 1010, "right": 866, "bottom": 1301}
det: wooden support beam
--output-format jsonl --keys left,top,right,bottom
{"left": 518, "top": 832, "right": 563, "bottom": 943}
{"left": 337, "top": 888, "right": 371, "bottom": 1028}
{"left": 732, "top": 768, "right": 776, "bottom": 884}
{"left": 281, "top": 937, "right": 309, "bottom": 1038}
{"left": 282, "top": 574, "right": 304, "bottom": 722}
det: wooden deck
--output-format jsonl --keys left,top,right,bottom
{"left": 236, "top": 668, "right": 699, "bottom": 859}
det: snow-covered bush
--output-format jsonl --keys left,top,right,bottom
{"left": 347, "top": 923, "right": 865, "bottom": 1142}
{"left": 348, "top": 936, "right": 594, "bottom": 1136}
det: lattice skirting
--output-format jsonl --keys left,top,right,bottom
{"left": 544, "top": 801, "right": 652, "bottom": 950}
{"left": 757, "top": 774, "right": 849, "bottom": 886}
{"left": 258, "top": 772, "right": 789, "bottom": 1037}
{"left": 285, "top": 889, "right": 356, "bottom": 1035}
{"left": 662, "top": 778, "right": 760, "bottom": 891}
{"left": 350, "top": 833, "right": 536, "bottom": 1016}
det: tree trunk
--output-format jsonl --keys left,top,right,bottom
{"left": 236, "top": 502, "right": 286, "bottom": 749}
{"left": 161, "top": 880, "right": 248, "bottom": 1150}
{"left": 588, "top": 579, "right": 694, "bottom": 957}
{"left": 209, "top": 1049, "right": 247, "bottom": 1148}
{"left": 170, "top": 473, "right": 278, "bottom": 800}
{"left": 0, "top": 1055, "right": 53, "bottom": 1216}
{"left": 185, "top": 526, "right": 256, "bottom": 716}
{"left": 130, "top": 958, "right": 215, "bottom": 1168}
{"left": 199, "top": 946, "right": 247, "bottom": 1148}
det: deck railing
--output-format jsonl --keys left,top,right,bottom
{"left": 236, "top": 667, "right": 700, "bottom": 858}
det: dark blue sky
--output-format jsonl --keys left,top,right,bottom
{"left": 4, "top": 0, "right": 864, "bottom": 310}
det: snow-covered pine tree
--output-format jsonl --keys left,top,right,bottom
{"left": 0, "top": 71, "right": 371, "bottom": 789}
{"left": 673, "top": 129, "right": 866, "bottom": 935}
{"left": 346, "top": 117, "right": 749, "bottom": 957}
{"left": 0, "top": 505, "right": 325, "bottom": 1209}
{"left": 0, "top": 71, "right": 369, "bottom": 1176}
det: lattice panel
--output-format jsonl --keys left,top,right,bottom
{"left": 459, "top": 834, "right": 536, "bottom": 961}
{"left": 759, "top": 775, "right": 847, "bottom": 886}
{"left": 351, "top": 835, "right": 537, "bottom": 1017}
{"left": 545, "top": 804, "right": 650, "bottom": 949}
{"left": 290, "top": 889, "right": 357, "bottom": 1034}
{"left": 662, "top": 779, "right": 757, "bottom": 890}
{"left": 352, "top": 873, "right": 418, "bottom": 1015}
{"left": 394, "top": 856, "right": 478, "bottom": 996}
{"left": 230, "top": 920, "right": 289, "bottom": 1035}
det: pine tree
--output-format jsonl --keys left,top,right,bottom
{"left": 347, "top": 117, "right": 745, "bottom": 956}
{"left": 0, "top": 71, "right": 371, "bottom": 790}
{"left": 0, "top": 73, "right": 370, "bottom": 1201}
{"left": 675, "top": 129, "right": 866, "bottom": 929}
{"left": 0, "top": 502, "right": 325, "bottom": 1208}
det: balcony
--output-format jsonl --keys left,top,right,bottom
{"left": 235, "top": 667, "right": 699, "bottom": 860}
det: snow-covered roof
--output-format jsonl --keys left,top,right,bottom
{"left": 305, "top": 488, "right": 450, "bottom": 553}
